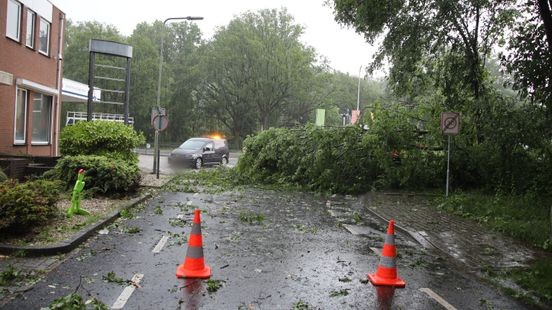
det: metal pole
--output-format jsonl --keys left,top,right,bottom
{"left": 357, "top": 65, "right": 362, "bottom": 111}
{"left": 156, "top": 25, "right": 164, "bottom": 110}
{"left": 153, "top": 24, "right": 164, "bottom": 175}
{"left": 446, "top": 135, "right": 451, "bottom": 197}
{"left": 124, "top": 57, "right": 131, "bottom": 125}
{"left": 156, "top": 130, "right": 160, "bottom": 179}
{"left": 87, "top": 52, "right": 95, "bottom": 121}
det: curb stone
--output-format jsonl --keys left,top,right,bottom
{"left": 360, "top": 193, "right": 437, "bottom": 250}
{"left": 0, "top": 193, "right": 152, "bottom": 257}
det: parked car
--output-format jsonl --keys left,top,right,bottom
{"left": 168, "top": 137, "right": 229, "bottom": 169}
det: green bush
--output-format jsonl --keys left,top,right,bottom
{"left": 0, "top": 179, "right": 61, "bottom": 233}
{"left": 46, "top": 155, "right": 141, "bottom": 195}
{"left": 59, "top": 121, "right": 145, "bottom": 160}
{"left": 0, "top": 168, "right": 7, "bottom": 183}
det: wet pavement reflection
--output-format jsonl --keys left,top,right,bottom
{"left": 375, "top": 286, "right": 396, "bottom": 309}
{"left": 180, "top": 279, "right": 203, "bottom": 310}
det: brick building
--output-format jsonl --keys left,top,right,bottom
{"left": 0, "top": 0, "right": 65, "bottom": 157}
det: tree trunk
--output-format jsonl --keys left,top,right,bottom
{"left": 260, "top": 114, "right": 268, "bottom": 131}
{"left": 538, "top": 0, "right": 552, "bottom": 53}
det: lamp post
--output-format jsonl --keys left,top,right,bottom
{"left": 153, "top": 16, "right": 203, "bottom": 178}
{"left": 356, "top": 65, "right": 363, "bottom": 111}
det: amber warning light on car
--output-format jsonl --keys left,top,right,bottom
{"left": 209, "top": 134, "right": 223, "bottom": 140}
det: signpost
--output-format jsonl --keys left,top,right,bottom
{"left": 440, "top": 112, "right": 460, "bottom": 197}
{"left": 152, "top": 107, "right": 168, "bottom": 179}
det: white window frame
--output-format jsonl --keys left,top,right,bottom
{"left": 14, "top": 87, "right": 28, "bottom": 145}
{"left": 31, "top": 93, "right": 53, "bottom": 145}
{"left": 39, "top": 17, "right": 50, "bottom": 56}
{"left": 6, "top": 0, "right": 22, "bottom": 42}
{"left": 26, "top": 9, "right": 35, "bottom": 48}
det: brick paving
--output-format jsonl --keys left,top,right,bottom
{"left": 361, "top": 192, "right": 536, "bottom": 274}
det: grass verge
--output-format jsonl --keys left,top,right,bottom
{"left": 503, "top": 257, "right": 552, "bottom": 304}
{"left": 437, "top": 192, "right": 551, "bottom": 250}
{"left": 438, "top": 192, "right": 552, "bottom": 305}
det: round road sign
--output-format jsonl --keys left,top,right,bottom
{"left": 152, "top": 114, "right": 169, "bottom": 131}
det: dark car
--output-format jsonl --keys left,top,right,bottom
{"left": 168, "top": 137, "right": 229, "bottom": 169}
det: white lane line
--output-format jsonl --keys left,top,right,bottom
{"left": 111, "top": 273, "right": 144, "bottom": 309}
{"left": 419, "top": 288, "right": 457, "bottom": 310}
{"left": 152, "top": 235, "right": 169, "bottom": 254}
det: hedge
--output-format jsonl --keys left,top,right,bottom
{"left": 0, "top": 179, "right": 61, "bottom": 233}
{"left": 45, "top": 155, "right": 141, "bottom": 195}
{"left": 59, "top": 120, "right": 144, "bottom": 161}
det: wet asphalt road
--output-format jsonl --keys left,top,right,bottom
{"left": 4, "top": 189, "right": 530, "bottom": 309}
{"left": 137, "top": 153, "right": 240, "bottom": 175}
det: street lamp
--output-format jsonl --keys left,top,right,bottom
{"left": 356, "top": 65, "right": 363, "bottom": 111}
{"left": 153, "top": 16, "right": 203, "bottom": 178}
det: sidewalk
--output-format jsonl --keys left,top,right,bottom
{"left": 362, "top": 192, "right": 537, "bottom": 275}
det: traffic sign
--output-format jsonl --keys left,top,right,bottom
{"left": 151, "top": 114, "right": 169, "bottom": 131}
{"left": 151, "top": 107, "right": 166, "bottom": 124}
{"left": 440, "top": 112, "right": 460, "bottom": 135}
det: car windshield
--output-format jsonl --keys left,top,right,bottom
{"left": 179, "top": 140, "right": 205, "bottom": 150}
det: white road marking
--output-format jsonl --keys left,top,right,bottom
{"left": 111, "top": 273, "right": 144, "bottom": 309}
{"left": 152, "top": 235, "right": 169, "bottom": 254}
{"left": 420, "top": 288, "right": 457, "bottom": 310}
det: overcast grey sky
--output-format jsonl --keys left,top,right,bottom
{"left": 50, "top": 0, "right": 377, "bottom": 77}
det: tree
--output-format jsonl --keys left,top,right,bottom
{"left": 503, "top": 0, "right": 552, "bottom": 115}
{"left": 330, "top": 0, "right": 517, "bottom": 141}
{"left": 197, "top": 27, "right": 257, "bottom": 147}
{"left": 198, "top": 8, "right": 316, "bottom": 142}
{"left": 127, "top": 22, "right": 161, "bottom": 139}
{"left": 165, "top": 22, "right": 207, "bottom": 142}
{"left": 128, "top": 21, "right": 209, "bottom": 143}
{"left": 243, "top": 9, "right": 316, "bottom": 130}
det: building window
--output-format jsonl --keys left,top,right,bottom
{"left": 6, "top": 0, "right": 21, "bottom": 41}
{"left": 39, "top": 18, "right": 50, "bottom": 55}
{"left": 14, "top": 88, "right": 27, "bottom": 144}
{"left": 32, "top": 94, "right": 52, "bottom": 144}
{"left": 26, "top": 10, "right": 36, "bottom": 48}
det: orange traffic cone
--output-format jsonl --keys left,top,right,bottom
{"left": 176, "top": 209, "right": 211, "bottom": 279}
{"left": 368, "top": 220, "right": 406, "bottom": 288}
